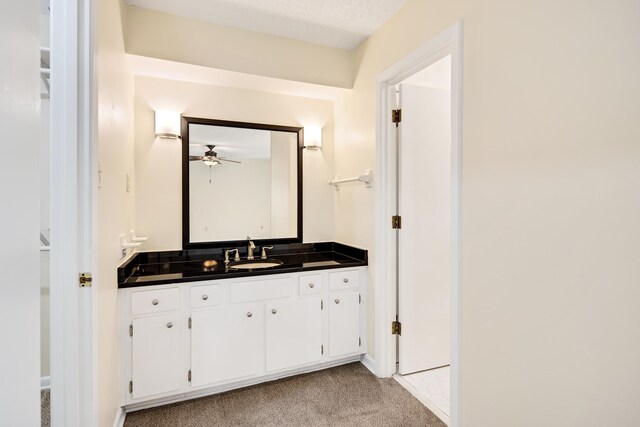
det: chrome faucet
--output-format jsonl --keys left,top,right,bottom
{"left": 247, "top": 237, "right": 256, "bottom": 260}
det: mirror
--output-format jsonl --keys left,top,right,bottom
{"left": 182, "top": 117, "right": 303, "bottom": 249}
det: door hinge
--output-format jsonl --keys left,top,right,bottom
{"left": 321, "top": 300, "right": 323, "bottom": 310}
{"left": 129, "top": 381, "right": 133, "bottom": 394}
{"left": 79, "top": 272, "right": 92, "bottom": 288}
{"left": 188, "top": 317, "right": 192, "bottom": 329}
{"left": 392, "top": 320, "right": 402, "bottom": 335}
{"left": 129, "top": 324, "right": 133, "bottom": 337}
{"left": 392, "top": 215, "right": 402, "bottom": 229}
{"left": 359, "top": 337, "right": 362, "bottom": 347}
{"left": 359, "top": 294, "right": 361, "bottom": 304}
{"left": 392, "top": 109, "right": 402, "bottom": 126}
{"left": 321, "top": 345, "right": 324, "bottom": 355}
{"left": 188, "top": 370, "right": 192, "bottom": 382}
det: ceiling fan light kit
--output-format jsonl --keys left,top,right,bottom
{"left": 189, "top": 145, "right": 242, "bottom": 167}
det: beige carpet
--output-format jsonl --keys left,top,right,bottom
{"left": 124, "top": 362, "right": 446, "bottom": 427}
{"left": 41, "top": 388, "right": 50, "bottom": 427}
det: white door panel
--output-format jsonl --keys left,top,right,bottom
{"left": 329, "top": 291, "right": 360, "bottom": 357}
{"left": 398, "top": 83, "right": 451, "bottom": 375}
{"left": 131, "top": 313, "right": 181, "bottom": 399}
{"left": 191, "top": 303, "right": 262, "bottom": 387}
{"left": 266, "top": 297, "right": 322, "bottom": 372}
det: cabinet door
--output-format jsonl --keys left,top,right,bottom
{"left": 131, "top": 313, "right": 181, "bottom": 400}
{"left": 329, "top": 291, "right": 360, "bottom": 357}
{"left": 190, "top": 303, "right": 262, "bottom": 388}
{"left": 266, "top": 297, "right": 322, "bottom": 372}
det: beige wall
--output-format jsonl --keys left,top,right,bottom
{"left": 125, "top": 6, "right": 354, "bottom": 89}
{"left": 134, "top": 76, "right": 335, "bottom": 250}
{"left": 97, "top": 0, "right": 136, "bottom": 425}
{"left": 335, "top": 0, "right": 640, "bottom": 425}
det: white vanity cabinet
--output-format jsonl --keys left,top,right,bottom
{"left": 265, "top": 296, "right": 323, "bottom": 372}
{"left": 190, "top": 302, "right": 263, "bottom": 387}
{"left": 127, "top": 287, "right": 184, "bottom": 402}
{"left": 119, "top": 266, "right": 367, "bottom": 409}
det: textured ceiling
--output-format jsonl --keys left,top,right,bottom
{"left": 125, "top": 0, "right": 408, "bottom": 49}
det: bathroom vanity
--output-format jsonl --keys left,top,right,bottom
{"left": 118, "top": 243, "right": 367, "bottom": 410}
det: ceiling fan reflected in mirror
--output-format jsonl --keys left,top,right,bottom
{"left": 189, "top": 145, "right": 241, "bottom": 167}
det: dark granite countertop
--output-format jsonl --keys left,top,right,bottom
{"left": 118, "top": 242, "right": 367, "bottom": 288}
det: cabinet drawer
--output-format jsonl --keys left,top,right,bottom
{"left": 329, "top": 270, "right": 359, "bottom": 291}
{"left": 299, "top": 274, "right": 322, "bottom": 295}
{"left": 131, "top": 288, "right": 180, "bottom": 315}
{"left": 230, "top": 277, "right": 292, "bottom": 303}
{"left": 190, "top": 284, "right": 222, "bottom": 308}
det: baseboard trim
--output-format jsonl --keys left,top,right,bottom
{"left": 41, "top": 376, "right": 50, "bottom": 390}
{"left": 113, "top": 407, "right": 125, "bottom": 427}
{"left": 360, "top": 354, "right": 377, "bottom": 376}
{"left": 125, "top": 355, "right": 361, "bottom": 412}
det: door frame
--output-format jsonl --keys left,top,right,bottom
{"left": 50, "top": 0, "right": 97, "bottom": 425}
{"left": 374, "top": 21, "right": 462, "bottom": 426}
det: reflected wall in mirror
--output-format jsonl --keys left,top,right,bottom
{"left": 182, "top": 117, "right": 303, "bottom": 248}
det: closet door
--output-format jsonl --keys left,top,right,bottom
{"left": 398, "top": 83, "right": 451, "bottom": 375}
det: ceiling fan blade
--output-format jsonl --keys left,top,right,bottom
{"left": 218, "top": 158, "right": 241, "bottom": 164}
{"left": 189, "top": 156, "right": 203, "bottom": 161}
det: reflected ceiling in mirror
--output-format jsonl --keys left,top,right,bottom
{"left": 182, "top": 117, "right": 303, "bottom": 249}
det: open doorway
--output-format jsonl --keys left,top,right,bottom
{"left": 374, "top": 22, "right": 462, "bottom": 427}
{"left": 393, "top": 55, "right": 452, "bottom": 424}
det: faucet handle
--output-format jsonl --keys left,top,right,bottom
{"left": 261, "top": 246, "right": 274, "bottom": 259}
{"left": 224, "top": 248, "right": 240, "bottom": 263}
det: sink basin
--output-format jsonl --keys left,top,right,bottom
{"left": 228, "top": 259, "right": 283, "bottom": 270}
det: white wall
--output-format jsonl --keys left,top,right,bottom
{"left": 135, "top": 76, "right": 335, "bottom": 250}
{"left": 0, "top": 0, "right": 40, "bottom": 424}
{"left": 334, "top": 0, "right": 640, "bottom": 425}
{"left": 124, "top": 6, "right": 354, "bottom": 88}
{"left": 97, "top": 0, "right": 136, "bottom": 425}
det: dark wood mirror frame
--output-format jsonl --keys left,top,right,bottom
{"left": 181, "top": 116, "right": 304, "bottom": 249}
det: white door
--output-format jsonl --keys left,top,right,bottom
{"left": 398, "top": 83, "right": 451, "bottom": 375}
{"left": 266, "top": 297, "right": 322, "bottom": 372}
{"left": 190, "top": 303, "right": 262, "bottom": 387}
{"left": 328, "top": 291, "right": 361, "bottom": 357}
{"left": 131, "top": 313, "right": 181, "bottom": 400}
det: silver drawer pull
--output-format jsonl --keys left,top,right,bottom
{"left": 335, "top": 299, "right": 340, "bottom": 304}
{"left": 272, "top": 309, "right": 277, "bottom": 314}
{"left": 166, "top": 322, "right": 173, "bottom": 328}
{"left": 309, "top": 283, "right": 315, "bottom": 288}
{"left": 202, "top": 294, "right": 208, "bottom": 301}
{"left": 247, "top": 312, "right": 253, "bottom": 318}
{"left": 152, "top": 299, "right": 159, "bottom": 306}
{"left": 343, "top": 278, "right": 349, "bottom": 283}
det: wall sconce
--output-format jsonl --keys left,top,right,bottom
{"left": 303, "top": 126, "right": 322, "bottom": 150}
{"left": 155, "top": 110, "right": 182, "bottom": 140}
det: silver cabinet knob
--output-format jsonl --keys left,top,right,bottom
{"left": 309, "top": 283, "right": 315, "bottom": 288}
{"left": 247, "top": 312, "right": 253, "bottom": 318}
{"left": 343, "top": 278, "right": 349, "bottom": 283}
{"left": 335, "top": 299, "right": 340, "bottom": 304}
{"left": 166, "top": 322, "right": 173, "bottom": 328}
{"left": 152, "top": 299, "right": 159, "bottom": 306}
{"left": 202, "top": 294, "right": 208, "bottom": 301}
{"left": 272, "top": 309, "right": 277, "bottom": 314}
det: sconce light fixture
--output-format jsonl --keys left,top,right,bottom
{"left": 155, "top": 110, "right": 182, "bottom": 140}
{"left": 303, "top": 126, "right": 322, "bottom": 150}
